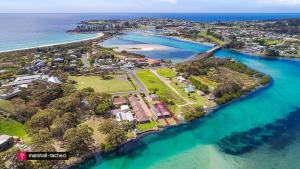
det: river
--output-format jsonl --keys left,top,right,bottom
{"left": 75, "top": 32, "right": 300, "bottom": 169}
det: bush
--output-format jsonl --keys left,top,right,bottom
{"left": 189, "top": 77, "right": 209, "bottom": 93}
{"left": 260, "top": 75, "right": 270, "bottom": 85}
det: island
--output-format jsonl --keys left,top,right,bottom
{"left": 0, "top": 18, "right": 271, "bottom": 169}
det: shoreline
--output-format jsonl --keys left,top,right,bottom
{"left": 66, "top": 32, "right": 273, "bottom": 169}
{"left": 0, "top": 33, "right": 104, "bottom": 54}
{"left": 67, "top": 79, "right": 271, "bottom": 169}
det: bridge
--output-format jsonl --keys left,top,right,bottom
{"left": 186, "top": 45, "right": 222, "bottom": 62}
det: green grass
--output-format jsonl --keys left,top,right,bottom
{"left": 137, "top": 121, "right": 157, "bottom": 132}
{"left": 264, "top": 39, "right": 282, "bottom": 46}
{"left": 0, "top": 99, "right": 14, "bottom": 113}
{"left": 156, "top": 68, "right": 177, "bottom": 78}
{"left": 69, "top": 75, "right": 136, "bottom": 93}
{"left": 192, "top": 76, "right": 218, "bottom": 89}
{"left": 0, "top": 119, "right": 31, "bottom": 144}
{"left": 198, "top": 31, "right": 224, "bottom": 45}
{"left": 136, "top": 70, "right": 185, "bottom": 105}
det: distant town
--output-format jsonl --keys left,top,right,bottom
{"left": 0, "top": 17, "right": 275, "bottom": 169}
{"left": 72, "top": 17, "right": 300, "bottom": 58}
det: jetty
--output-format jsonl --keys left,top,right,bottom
{"left": 187, "top": 46, "right": 222, "bottom": 62}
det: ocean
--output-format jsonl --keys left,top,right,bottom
{"left": 1, "top": 13, "right": 300, "bottom": 52}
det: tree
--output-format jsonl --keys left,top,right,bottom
{"left": 98, "top": 120, "right": 127, "bottom": 148}
{"left": 63, "top": 125, "right": 94, "bottom": 156}
{"left": 27, "top": 109, "right": 55, "bottom": 131}
{"left": 48, "top": 95, "right": 80, "bottom": 115}
{"left": 51, "top": 112, "right": 78, "bottom": 139}
{"left": 98, "top": 120, "right": 117, "bottom": 134}
{"left": 95, "top": 102, "right": 111, "bottom": 115}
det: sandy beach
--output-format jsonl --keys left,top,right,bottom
{"left": 107, "top": 44, "right": 175, "bottom": 52}
{"left": 0, "top": 33, "right": 104, "bottom": 53}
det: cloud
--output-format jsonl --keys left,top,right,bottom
{"left": 156, "top": 0, "right": 178, "bottom": 4}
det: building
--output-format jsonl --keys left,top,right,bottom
{"left": 154, "top": 102, "right": 171, "bottom": 118}
{"left": 115, "top": 111, "right": 134, "bottom": 122}
{"left": 184, "top": 84, "right": 195, "bottom": 94}
{"left": 176, "top": 76, "right": 186, "bottom": 83}
{"left": 147, "top": 59, "right": 161, "bottom": 66}
{"left": 121, "top": 105, "right": 130, "bottom": 111}
{"left": 197, "top": 90, "right": 205, "bottom": 96}
{"left": 48, "top": 76, "right": 62, "bottom": 84}
{"left": 150, "top": 94, "right": 160, "bottom": 101}
{"left": 0, "top": 135, "right": 13, "bottom": 151}
{"left": 113, "top": 97, "right": 128, "bottom": 106}
{"left": 129, "top": 96, "right": 152, "bottom": 123}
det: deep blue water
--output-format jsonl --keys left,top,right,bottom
{"left": 1, "top": 13, "right": 300, "bottom": 52}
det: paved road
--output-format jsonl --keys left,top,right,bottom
{"left": 128, "top": 70, "right": 147, "bottom": 94}
{"left": 82, "top": 52, "right": 90, "bottom": 68}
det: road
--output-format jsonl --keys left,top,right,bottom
{"left": 128, "top": 70, "right": 147, "bottom": 94}
{"left": 82, "top": 52, "right": 90, "bottom": 68}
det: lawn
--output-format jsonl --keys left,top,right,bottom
{"left": 81, "top": 118, "right": 106, "bottom": 145}
{"left": 137, "top": 121, "right": 157, "bottom": 132}
{"left": 0, "top": 119, "right": 31, "bottom": 144}
{"left": 192, "top": 76, "right": 218, "bottom": 89}
{"left": 156, "top": 68, "right": 177, "bottom": 78}
{"left": 198, "top": 31, "right": 224, "bottom": 45}
{"left": 136, "top": 70, "right": 185, "bottom": 105}
{"left": 69, "top": 75, "right": 136, "bottom": 93}
{"left": 264, "top": 39, "right": 282, "bottom": 46}
{"left": 0, "top": 99, "right": 14, "bottom": 113}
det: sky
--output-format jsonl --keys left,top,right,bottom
{"left": 1, "top": 0, "right": 300, "bottom": 13}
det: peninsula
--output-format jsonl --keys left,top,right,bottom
{"left": 0, "top": 18, "right": 270, "bottom": 169}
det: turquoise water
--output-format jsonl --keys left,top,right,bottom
{"left": 76, "top": 33, "right": 300, "bottom": 169}
{"left": 2, "top": 13, "right": 300, "bottom": 52}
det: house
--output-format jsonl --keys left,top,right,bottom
{"left": 47, "top": 76, "right": 61, "bottom": 84}
{"left": 154, "top": 102, "right": 171, "bottom": 118}
{"left": 150, "top": 94, "right": 160, "bottom": 101}
{"left": 208, "top": 94, "right": 216, "bottom": 100}
{"left": 176, "top": 76, "right": 186, "bottom": 83}
{"left": 147, "top": 59, "right": 161, "bottom": 66}
{"left": 121, "top": 105, "right": 130, "bottom": 111}
{"left": 129, "top": 96, "right": 152, "bottom": 123}
{"left": 197, "top": 90, "right": 205, "bottom": 96}
{"left": 0, "top": 135, "right": 13, "bottom": 151}
{"left": 116, "top": 111, "right": 134, "bottom": 122}
{"left": 184, "top": 84, "right": 195, "bottom": 94}
{"left": 113, "top": 97, "right": 128, "bottom": 106}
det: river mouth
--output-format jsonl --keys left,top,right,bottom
{"left": 75, "top": 32, "right": 300, "bottom": 169}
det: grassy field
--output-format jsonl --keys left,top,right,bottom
{"left": 136, "top": 70, "right": 185, "bottom": 105}
{"left": 137, "top": 121, "right": 157, "bottom": 132}
{"left": 198, "top": 31, "right": 224, "bottom": 45}
{"left": 69, "top": 75, "right": 136, "bottom": 93}
{"left": 0, "top": 99, "right": 14, "bottom": 113}
{"left": 81, "top": 118, "right": 106, "bottom": 145}
{"left": 264, "top": 39, "right": 282, "bottom": 46}
{"left": 192, "top": 76, "right": 218, "bottom": 89}
{"left": 0, "top": 119, "right": 31, "bottom": 144}
{"left": 156, "top": 68, "right": 177, "bottom": 78}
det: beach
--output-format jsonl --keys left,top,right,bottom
{"left": 0, "top": 33, "right": 104, "bottom": 53}
{"left": 106, "top": 44, "right": 175, "bottom": 52}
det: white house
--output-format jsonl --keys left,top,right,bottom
{"left": 121, "top": 105, "right": 130, "bottom": 111}
{"left": 176, "top": 76, "right": 186, "bottom": 83}
{"left": 116, "top": 111, "right": 134, "bottom": 122}
{"left": 48, "top": 76, "right": 62, "bottom": 84}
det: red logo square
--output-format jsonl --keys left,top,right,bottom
{"left": 17, "top": 151, "right": 27, "bottom": 161}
